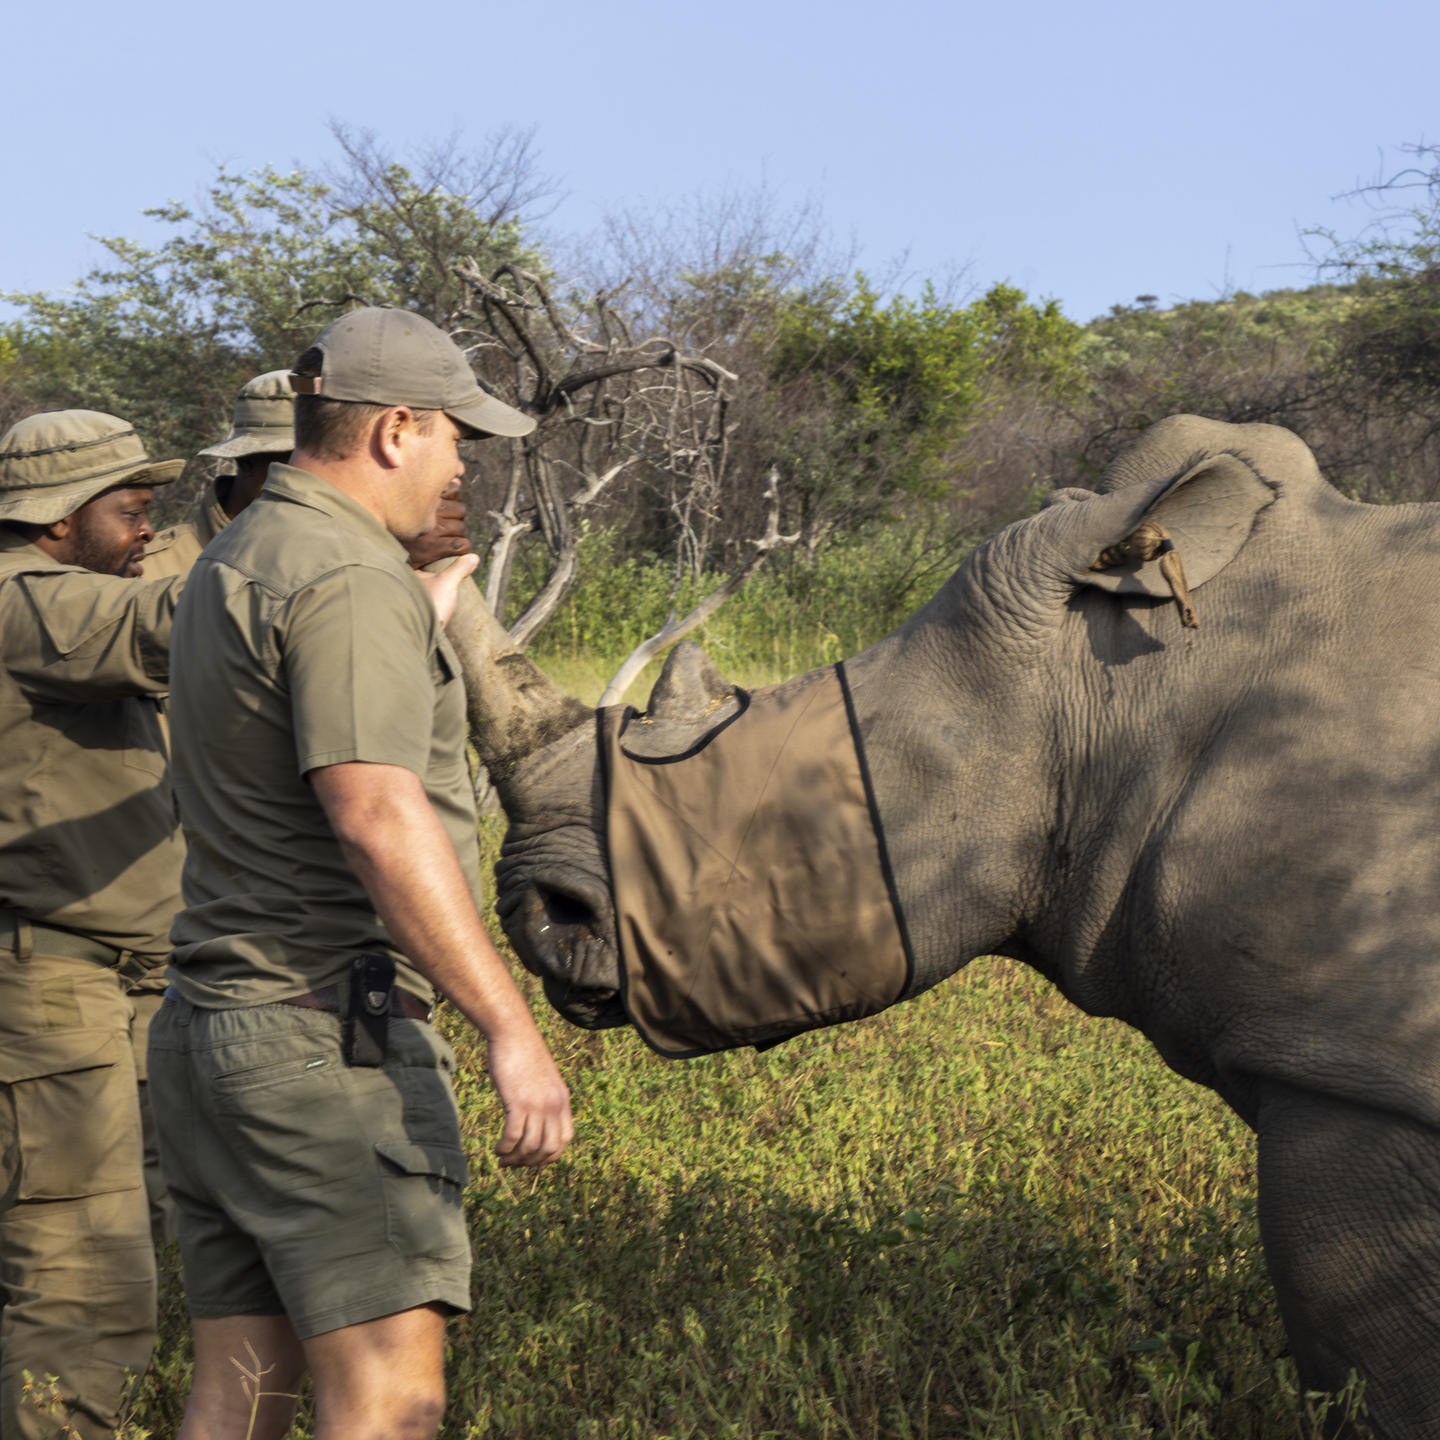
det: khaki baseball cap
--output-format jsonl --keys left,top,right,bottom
{"left": 0, "top": 411, "right": 184, "bottom": 525}
{"left": 291, "top": 307, "right": 536, "bottom": 438}
{"left": 198, "top": 369, "right": 297, "bottom": 460}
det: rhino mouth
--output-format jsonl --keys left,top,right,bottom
{"left": 497, "top": 875, "right": 627, "bottom": 1030}
{"left": 540, "top": 974, "right": 627, "bottom": 1030}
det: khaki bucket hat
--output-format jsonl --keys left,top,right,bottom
{"left": 291, "top": 307, "right": 536, "bottom": 438}
{"left": 197, "top": 369, "right": 297, "bottom": 460}
{"left": 0, "top": 411, "right": 185, "bottom": 525}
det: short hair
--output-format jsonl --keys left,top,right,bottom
{"left": 290, "top": 346, "right": 440, "bottom": 461}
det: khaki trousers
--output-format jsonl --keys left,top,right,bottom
{"left": 0, "top": 938, "right": 157, "bottom": 1440}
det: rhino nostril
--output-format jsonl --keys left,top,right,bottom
{"left": 537, "top": 886, "right": 596, "bottom": 930}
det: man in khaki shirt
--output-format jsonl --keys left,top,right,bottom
{"left": 151, "top": 308, "right": 573, "bottom": 1440}
{"left": 0, "top": 411, "right": 186, "bottom": 1440}
{"left": 140, "top": 370, "right": 471, "bottom": 1250}
{"left": 146, "top": 367, "right": 475, "bottom": 585}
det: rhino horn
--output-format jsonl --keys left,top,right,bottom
{"left": 446, "top": 580, "right": 591, "bottom": 775}
{"left": 644, "top": 642, "right": 737, "bottom": 722}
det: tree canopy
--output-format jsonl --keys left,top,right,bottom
{"left": 7, "top": 128, "right": 1440, "bottom": 646}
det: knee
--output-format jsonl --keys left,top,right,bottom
{"left": 401, "top": 1390, "right": 446, "bottom": 1440}
{"left": 332, "top": 1385, "right": 445, "bottom": 1440}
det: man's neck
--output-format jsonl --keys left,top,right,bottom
{"left": 285, "top": 451, "right": 392, "bottom": 532}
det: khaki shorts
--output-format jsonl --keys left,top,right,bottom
{"left": 147, "top": 996, "right": 472, "bottom": 1338}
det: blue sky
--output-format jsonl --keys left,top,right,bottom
{"left": 5, "top": 0, "right": 1435, "bottom": 323}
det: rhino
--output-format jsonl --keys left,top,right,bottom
{"left": 447, "top": 415, "right": 1440, "bottom": 1439}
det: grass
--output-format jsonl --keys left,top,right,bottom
{"left": 121, "top": 855, "right": 1366, "bottom": 1438}
{"left": 119, "top": 537, "right": 1371, "bottom": 1437}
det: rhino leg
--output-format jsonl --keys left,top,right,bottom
{"left": 1256, "top": 1082, "right": 1440, "bottom": 1439}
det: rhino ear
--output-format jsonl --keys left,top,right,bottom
{"left": 644, "top": 642, "right": 737, "bottom": 722}
{"left": 1044, "top": 451, "right": 1274, "bottom": 603}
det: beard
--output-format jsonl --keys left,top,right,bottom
{"left": 68, "top": 521, "right": 143, "bottom": 577}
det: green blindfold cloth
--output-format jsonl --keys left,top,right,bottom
{"left": 601, "top": 662, "right": 913, "bottom": 1058}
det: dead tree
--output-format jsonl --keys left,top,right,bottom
{"left": 448, "top": 259, "right": 795, "bottom": 689}
{"left": 598, "top": 469, "right": 797, "bottom": 706}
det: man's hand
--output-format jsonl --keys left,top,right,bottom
{"left": 487, "top": 1027, "right": 574, "bottom": 1167}
{"left": 416, "top": 554, "right": 479, "bottom": 627}
{"left": 404, "top": 480, "right": 471, "bottom": 570}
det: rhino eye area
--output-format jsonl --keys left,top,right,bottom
{"left": 539, "top": 886, "right": 597, "bottom": 930}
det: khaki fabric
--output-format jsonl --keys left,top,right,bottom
{"left": 0, "top": 411, "right": 183, "bottom": 526}
{"left": 603, "top": 663, "right": 912, "bottom": 1057}
{"left": 0, "top": 529, "right": 185, "bottom": 959}
{"left": 196, "top": 369, "right": 296, "bottom": 461}
{"left": 129, "top": 988, "right": 178, "bottom": 1246}
{"left": 295, "top": 307, "right": 535, "bottom": 438}
{"left": 0, "top": 939, "right": 156, "bottom": 1440}
{"left": 140, "top": 479, "right": 230, "bottom": 582}
{"left": 167, "top": 463, "right": 479, "bottom": 1007}
{"left": 149, "top": 997, "right": 470, "bottom": 1338}
{"left": 142, "top": 481, "right": 230, "bottom": 781}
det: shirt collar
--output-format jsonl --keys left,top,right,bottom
{"left": 195, "top": 480, "right": 231, "bottom": 547}
{"left": 260, "top": 463, "right": 409, "bottom": 559}
{"left": 0, "top": 526, "right": 63, "bottom": 568}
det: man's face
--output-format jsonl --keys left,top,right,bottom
{"left": 392, "top": 413, "right": 466, "bottom": 542}
{"left": 66, "top": 485, "right": 157, "bottom": 576}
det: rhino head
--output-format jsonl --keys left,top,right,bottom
{"left": 448, "top": 415, "right": 1282, "bottom": 1035}
{"left": 446, "top": 592, "right": 751, "bottom": 1029}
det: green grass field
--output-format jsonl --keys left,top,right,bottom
{"left": 121, "top": 826, "right": 1366, "bottom": 1438}
{"left": 118, "top": 564, "right": 1372, "bottom": 1438}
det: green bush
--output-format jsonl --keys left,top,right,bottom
{"left": 530, "top": 522, "right": 973, "bottom": 700}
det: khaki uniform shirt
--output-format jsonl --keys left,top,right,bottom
{"left": 0, "top": 530, "right": 185, "bottom": 960}
{"left": 141, "top": 479, "right": 230, "bottom": 582}
{"left": 167, "top": 463, "right": 479, "bottom": 1007}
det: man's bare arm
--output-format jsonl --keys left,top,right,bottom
{"left": 311, "top": 760, "right": 572, "bottom": 1167}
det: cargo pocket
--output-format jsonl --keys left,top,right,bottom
{"left": 0, "top": 1028, "right": 140, "bottom": 1200}
{"left": 374, "top": 1139, "right": 469, "bottom": 1261}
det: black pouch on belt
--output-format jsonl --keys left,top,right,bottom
{"left": 343, "top": 953, "right": 395, "bottom": 1067}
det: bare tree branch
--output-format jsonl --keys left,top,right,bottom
{"left": 599, "top": 470, "right": 799, "bottom": 706}
{"left": 446, "top": 250, "right": 747, "bottom": 652}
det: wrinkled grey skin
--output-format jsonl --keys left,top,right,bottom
{"left": 452, "top": 416, "right": 1440, "bottom": 1439}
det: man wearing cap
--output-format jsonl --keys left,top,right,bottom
{"left": 138, "top": 372, "right": 474, "bottom": 1253}
{"left": 144, "top": 367, "right": 475, "bottom": 581}
{"left": 150, "top": 308, "right": 573, "bottom": 1440}
{"left": 0, "top": 411, "right": 187, "bottom": 1439}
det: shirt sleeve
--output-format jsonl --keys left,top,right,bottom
{"left": 279, "top": 564, "right": 440, "bottom": 778}
{"left": 4, "top": 570, "right": 183, "bottom": 700}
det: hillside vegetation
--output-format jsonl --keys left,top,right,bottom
{"left": 4, "top": 136, "right": 1438, "bottom": 662}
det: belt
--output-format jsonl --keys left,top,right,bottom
{"left": 278, "top": 984, "right": 434, "bottom": 1024}
{"left": 0, "top": 907, "right": 149, "bottom": 973}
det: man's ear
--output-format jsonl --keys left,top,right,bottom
{"left": 374, "top": 406, "right": 414, "bottom": 469}
{"left": 1039, "top": 450, "right": 1274, "bottom": 603}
